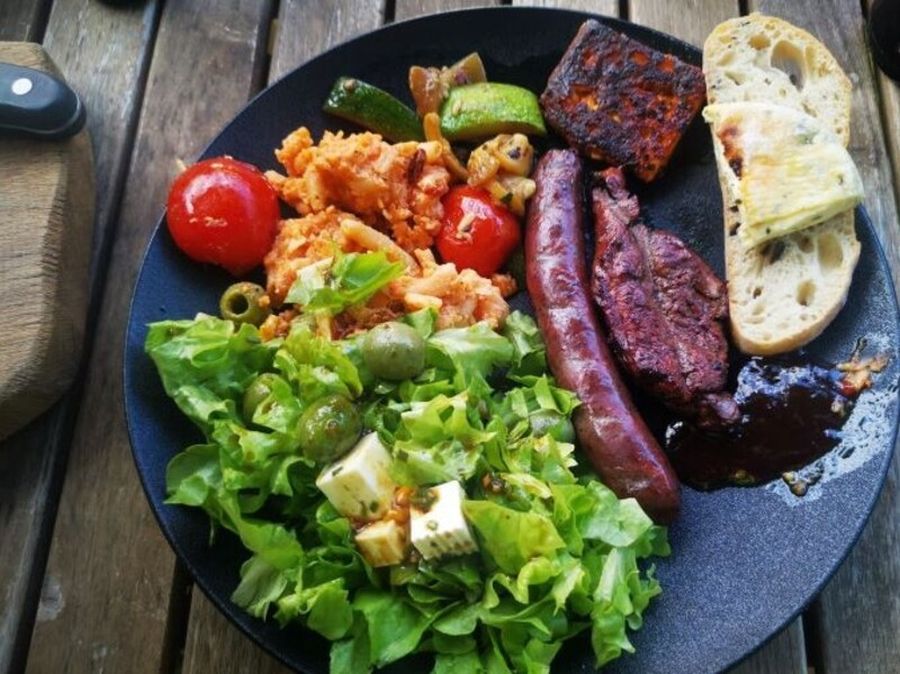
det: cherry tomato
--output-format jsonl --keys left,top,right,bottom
{"left": 436, "top": 186, "right": 520, "bottom": 277}
{"left": 166, "top": 156, "right": 280, "bottom": 276}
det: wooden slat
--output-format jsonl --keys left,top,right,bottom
{"left": 747, "top": 2, "right": 900, "bottom": 673}
{"left": 176, "top": 2, "right": 382, "bottom": 671}
{"left": 394, "top": 0, "right": 500, "bottom": 22}
{"left": 630, "top": 0, "right": 738, "bottom": 47}
{"left": 626, "top": 2, "right": 808, "bottom": 673}
{"left": 875, "top": 58, "right": 900, "bottom": 215}
{"left": 0, "top": 1, "right": 161, "bottom": 672}
{"left": 0, "top": 0, "right": 50, "bottom": 41}
{"left": 268, "top": 0, "right": 385, "bottom": 82}
{"left": 183, "top": 595, "right": 293, "bottom": 674}
{"left": 511, "top": 0, "right": 619, "bottom": 17}
{"left": 23, "top": 1, "right": 275, "bottom": 673}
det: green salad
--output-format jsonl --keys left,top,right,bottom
{"left": 146, "top": 308, "right": 668, "bottom": 673}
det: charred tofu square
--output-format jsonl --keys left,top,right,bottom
{"left": 541, "top": 20, "right": 706, "bottom": 182}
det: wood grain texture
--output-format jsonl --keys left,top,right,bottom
{"left": 0, "top": 2, "right": 160, "bottom": 672}
{"left": 394, "top": 0, "right": 500, "bottom": 22}
{"left": 630, "top": 0, "right": 739, "bottom": 47}
{"left": 747, "top": 2, "right": 900, "bottom": 674}
{"left": 0, "top": 43, "right": 93, "bottom": 440}
{"left": 876, "top": 70, "right": 900, "bottom": 216}
{"left": 268, "top": 0, "right": 385, "bottom": 82}
{"left": 24, "top": 1, "right": 275, "bottom": 673}
{"left": 0, "top": 0, "right": 50, "bottom": 41}
{"left": 183, "top": 594, "right": 294, "bottom": 674}
{"left": 626, "top": 3, "right": 808, "bottom": 673}
{"left": 42, "top": 0, "right": 162, "bottom": 279}
{"left": 511, "top": 0, "right": 619, "bottom": 17}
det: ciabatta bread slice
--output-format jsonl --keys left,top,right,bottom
{"left": 704, "top": 14, "right": 852, "bottom": 144}
{"left": 703, "top": 13, "right": 861, "bottom": 355}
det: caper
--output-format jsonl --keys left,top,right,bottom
{"left": 361, "top": 322, "right": 426, "bottom": 381}
{"left": 298, "top": 395, "right": 362, "bottom": 463}
{"left": 242, "top": 372, "right": 282, "bottom": 422}
{"left": 219, "top": 282, "right": 270, "bottom": 326}
{"left": 529, "top": 409, "right": 575, "bottom": 443}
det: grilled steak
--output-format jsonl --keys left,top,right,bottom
{"left": 541, "top": 20, "right": 706, "bottom": 182}
{"left": 591, "top": 167, "right": 739, "bottom": 429}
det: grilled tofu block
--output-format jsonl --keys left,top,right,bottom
{"left": 541, "top": 20, "right": 706, "bottom": 182}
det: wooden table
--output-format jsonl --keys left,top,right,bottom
{"left": 0, "top": 1, "right": 897, "bottom": 673}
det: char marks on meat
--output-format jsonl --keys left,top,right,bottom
{"left": 540, "top": 19, "right": 706, "bottom": 182}
{"left": 591, "top": 167, "right": 739, "bottom": 429}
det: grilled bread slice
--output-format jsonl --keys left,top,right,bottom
{"left": 703, "top": 14, "right": 861, "bottom": 355}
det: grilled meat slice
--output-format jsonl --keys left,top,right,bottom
{"left": 591, "top": 167, "right": 739, "bottom": 429}
{"left": 541, "top": 20, "right": 706, "bottom": 182}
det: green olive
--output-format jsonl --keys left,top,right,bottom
{"left": 529, "top": 409, "right": 575, "bottom": 443}
{"left": 361, "top": 322, "right": 426, "bottom": 381}
{"left": 242, "top": 373, "right": 282, "bottom": 422}
{"left": 298, "top": 395, "right": 362, "bottom": 463}
{"left": 219, "top": 282, "right": 271, "bottom": 326}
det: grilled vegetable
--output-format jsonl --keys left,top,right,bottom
{"left": 409, "top": 52, "right": 487, "bottom": 116}
{"left": 439, "top": 83, "right": 546, "bottom": 141}
{"left": 436, "top": 185, "right": 521, "bottom": 277}
{"left": 323, "top": 77, "right": 424, "bottom": 142}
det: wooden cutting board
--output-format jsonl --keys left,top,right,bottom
{"left": 0, "top": 42, "right": 94, "bottom": 440}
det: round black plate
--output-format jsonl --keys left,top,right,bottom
{"left": 124, "top": 8, "right": 900, "bottom": 674}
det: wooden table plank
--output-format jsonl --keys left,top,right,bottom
{"left": 394, "top": 0, "right": 500, "bottom": 22}
{"left": 512, "top": 0, "right": 619, "bottom": 17}
{"left": 177, "top": 2, "right": 384, "bottom": 672}
{"left": 0, "top": 0, "right": 50, "bottom": 41}
{"left": 625, "top": 2, "right": 808, "bottom": 673}
{"left": 747, "top": 2, "right": 900, "bottom": 674}
{"left": 0, "top": 1, "right": 161, "bottom": 672}
{"left": 183, "top": 595, "right": 293, "bottom": 674}
{"left": 269, "top": 0, "right": 385, "bottom": 83}
{"left": 23, "top": 2, "right": 276, "bottom": 673}
{"left": 629, "top": 0, "right": 738, "bottom": 47}
{"left": 876, "top": 70, "right": 900, "bottom": 216}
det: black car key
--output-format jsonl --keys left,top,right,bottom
{"left": 0, "top": 62, "right": 85, "bottom": 140}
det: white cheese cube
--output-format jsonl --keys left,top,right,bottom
{"left": 355, "top": 519, "right": 408, "bottom": 567}
{"left": 410, "top": 481, "right": 477, "bottom": 561}
{"left": 315, "top": 432, "right": 395, "bottom": 521}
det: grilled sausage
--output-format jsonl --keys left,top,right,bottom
{"left": 525, "top": 149, "right": 680, "bottom": 522}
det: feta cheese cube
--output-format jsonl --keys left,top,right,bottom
{"left": 355, "top": 518, "right": 408, "bottom": 567}
{"left": 315, "top": 432, "right": 395, "bottom": 521}
{"left": 410, "top": 481, "right": 478, "bottom": 561}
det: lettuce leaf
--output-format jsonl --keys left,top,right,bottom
{"left": 147, "top": 311, "right": 669, "bottom": 674}
{"left": 285, "top": 251, "right": 404, "bottom": 314}
{"left": 145, "top": 317, "right": 275, "bottom": 430}
{"left": 463, "top": 501, "right": 565, "bottom": 575}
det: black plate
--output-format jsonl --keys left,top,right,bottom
{"left": 124, "top": 8, "right": 900, "bottom": 674}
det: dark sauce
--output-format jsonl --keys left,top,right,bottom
{"left": 666, "top": 356, "right": 854, "bottom": 491}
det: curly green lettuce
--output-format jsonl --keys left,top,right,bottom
{"left": 146, "top": 310, "right": 669, "bottom": 673}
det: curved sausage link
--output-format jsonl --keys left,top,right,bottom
{"left": 525, "top": 149, "right": 680, "bottom": 522}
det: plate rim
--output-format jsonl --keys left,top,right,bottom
{"left": 123, "top": 6, "right": 900, "bottom": 674}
